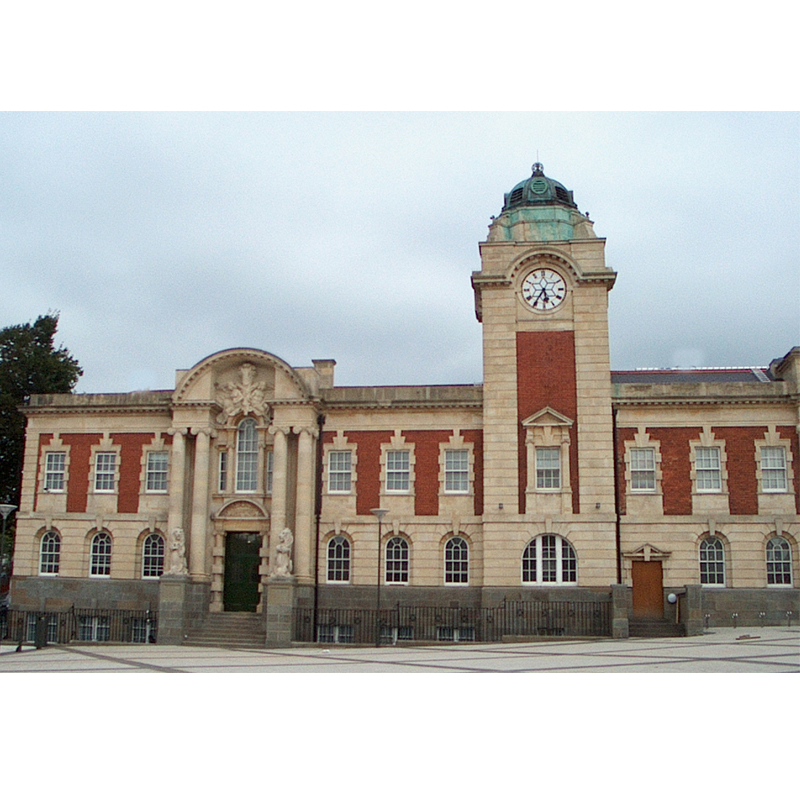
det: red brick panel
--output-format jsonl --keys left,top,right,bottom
{"left": 714, "top": 426, "right": 766, "bottom": 515}
{"left": 344, "top": 431, "right": 393, "bottom": 515}
{"left": 112, "top": 433, "right": 156, "bottom": 514}
{"left": 60, "top": 433, "right": 103, "bottom": 513}
{"left": 778, "top": 425, "right": 800, "bottom": 513}
{"left": 462, "top": 429, "right": 484, "bottom": 516}
{"left": 516, "top": 331, "right": 579, "bottom": 513}
{"left": 33, "top": 433, "right": 54, "bottom": 512}
{"left": 615, "top": 427, "right": 638, "bottom": 515}
{"left": 646, "top": 428, "right": 702, "bottom": 516}
{"left": 402, "top": 430, "right": 453, "bottom": 516}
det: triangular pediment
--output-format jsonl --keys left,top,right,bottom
{"left": 521, "top": 406, "right": 574, "bottom": 428}
{"left": 623, "top": 542, "right": 671, "bottom": 561}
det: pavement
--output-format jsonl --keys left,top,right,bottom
{"left": 0, "top": 625, "right": 797, "bottom": 672}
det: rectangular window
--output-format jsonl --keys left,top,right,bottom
{"left": 536, "top": 447, "right": 561, "bottom": 489}
{"left": 94, "top": 452, "right": 116, "bottom": 492}
{"left": 145, "top": 451, "right": 168, "bottom": 492}
{"left": 328, "top": 450, "right": 352, "bottom": 493}
{"left": 761, "top": 447, "right": 787, "bottom": 492}
{"left": 630, "top": 447, "right": 656, "bottom": 491}
{"left": 444, "top": 450, "right": 469, "bottom": 493}
{"left": 219, "top": 450, "right": 228, "bottom": 492}
{"left": 695, "top": 447, "right": 721, "bottom": 492}
{"left": 266, "top": 450, "right": 274, "bottom": 495}
{"left": 44, "top": 452, "right": 66, "bottom": 492}
{"left": 386, "top": 450, "right": 410, "bottom": 492}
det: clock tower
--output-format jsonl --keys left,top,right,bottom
{"left": 472, "top": 163, "right": 618, "bottom": 590}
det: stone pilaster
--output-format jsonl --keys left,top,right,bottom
{"left": 294, "top": 426, "right": 316, "bottom": 584}
{"left": 167, "top": 428, "right": 187, "bottom": 535}
{"left": 189, "top": 428, "right": 211, "bottom": 578}
{"left": 268, "top": 425, "right": 289, "bottom": 566}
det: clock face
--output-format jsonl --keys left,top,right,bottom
{"left": 521, "top": 268, "right": 567, "bottom": 311}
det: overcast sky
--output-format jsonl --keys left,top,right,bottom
{"left": 1, "top": 111, "right": 798, "bottom": 394}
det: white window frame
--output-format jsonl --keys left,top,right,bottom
{"left": 326, "top": 535, "right": 351, "bottom": 583}
{"left": 444, "top": 449, "right": 469, "bottom": 494}
{"left": 761, "top": 446, "right": 788, "bottom": 493}
{"left": 236, "top": 418, "right": 259, "bottom": 494}
{"left": 90, "top": 531, "right": 112, "bottom": 577}
{"left": 43, "top": 452, "right": 66, "bottom": 492}
{"left": 265, "top": 449, "right": 274, "bottom": 495}
{"left": 142, "top": 532, "right": 165, "bottom": 579}
{"left": 521, "top": 535, "right": 578, "bottom": 585}
{"left": 385, "top": 536, "right": 409, "bottom": 584}
{"left": 386, "top": 450, "right": 410, "bottom": 493}
{"left": 328, "top": 450, "right": 352, "bottom": 494}
{"left": 444, "top": 536, "right": 469, "bottom": 585}
{"left": 699, "top": 536, "right": 726, "bottom": 586}
{"left": 218, "top": 449, "right": 228, "bottom": 492}
{"left": 535, "top": 447, "right": 561, "bottom": 490}
{"left": 94, "top": 452, "right": 117, "bottom": 493}
{"left": 39, "top": 531, "right": 61, "bottom": 576}
{"left": 766, "top": 536, "right": 793, "bottom": 586}
{"left": 695, "top": 446, "right": 722, "bottom": 492}
{"left": 630, "top": 447, "right": 656, "bottom": 492}
{"left": 145, "top": 451, "right": 169, "bottom": 493}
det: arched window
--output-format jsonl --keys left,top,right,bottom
{"left": 385, "top": 537, "right": 409, "bottom": 584}
{"left": 142, "top": 532, "right": 165, "bottom": 578}
{"left": 699, "top": 536, "right": 725, "bottom": 585}
{"left": 236, "top": 418, "right": 259, "bottom": 493}
{"left": 90, "top": 532, "right": 112, "bottom": 577}
{"left": 327, "top": 536, "right": 350, "bottom": 582}
{"left": 444, "top": 536, "right": 469, "bottom": 584}
{"left": 521, "top": 535, "right": 577, "bottom": 584}
{"left": 766, "top": 537, "right": 793, "bottom": 585}
{"left": 39, "top": 531, "right": 61, "bottom": 575}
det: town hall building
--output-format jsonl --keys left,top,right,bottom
{"left": 10, "top": 164, "right": 800, "bottom": 645}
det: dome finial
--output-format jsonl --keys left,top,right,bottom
{"left": 532, "top": 162, "right": 544, "bottom": 177}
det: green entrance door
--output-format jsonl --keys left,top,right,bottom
{"left": 223, "top": 533, "right": 261, "bottom": 612}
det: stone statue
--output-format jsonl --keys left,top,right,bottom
{"left": 273, "top": 527, "right": 294, "bottom": 577}
{"left": 166, "top": 527, "right": 188, "bottom": 575}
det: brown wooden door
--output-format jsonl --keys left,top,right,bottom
{"left": 631, "top": 561, "right": 664, "bottom": 620}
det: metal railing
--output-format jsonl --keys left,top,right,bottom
{"left": 295, "top": 599, "right": 611, "bottom": 644}
{"left": 0, "top": 607, "right": 158, "bottom": 645}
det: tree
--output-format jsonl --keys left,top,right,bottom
{"left": 0, "top": 314, "right": 83, "bottom": 508}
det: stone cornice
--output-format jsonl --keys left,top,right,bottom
{"left": 612, "top": 394, "right": 799, "bottom": 408}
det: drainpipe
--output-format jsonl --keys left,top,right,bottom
{"left": 612, "top": 407, "right": 622, "bottom": 585}
{"left": 312, "top": 413, "right": 325, "bottom": 642}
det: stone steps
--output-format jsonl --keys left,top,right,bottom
{"left": 184, "top": 612, "right": 265, "bottom": 649}
{"left": 629, "top": 619, "right": 685, "bottom": 638}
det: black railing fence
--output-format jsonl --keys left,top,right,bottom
{"left": 0, "top": 608, "right": 157, "bottom": 645}
{"left": 295, "top": 599, "right": 610, "bottom": 644}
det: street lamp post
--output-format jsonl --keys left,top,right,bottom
{"left": 0, "top": 504, "right": 18, "bottom": 601}
{"left": 371, "top": 507, "right": 388, "bottom": 647}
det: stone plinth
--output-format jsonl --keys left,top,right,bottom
{"left": 158, "top": 574, "right": 191, "bottom": 645}
{"left": 611, "top": 583, "right": 630, "bottom": 639}
{"left": 264, "top": 576, "right": 297, "bottom": 647}
{"left": 684, "top": 584, "right": 704, "bottom": 636}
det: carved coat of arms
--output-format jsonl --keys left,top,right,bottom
{"left": 216, "top": 363, "right": 271, "bottom": 424}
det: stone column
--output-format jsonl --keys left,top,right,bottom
{"left": 294, "top": 426, "right": 316, "bottom": 584}
{"left": 167, "top": 428, "right": 187, "bottom": 534}
{"left": 189, "top": 428, "right": 211, "bottom": 578}
{"left": 268, "top": 426, "right": 289, "bottom": 568}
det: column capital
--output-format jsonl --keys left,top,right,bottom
{"left": 268, "top": 425, "right": 292, "bottom": 437}
{"left": 292, "top": 425, "right": 319, "bottom": 440}
{"left": 167, "top": 427, "right": 189, "bottom": 437}
{"left": 191, "top": 426, "right": 215, "bottom": 439}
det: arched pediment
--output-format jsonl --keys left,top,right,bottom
{"left": 216, "top": 499, "right": 269, "bottom": 520}
{"left": 173, "top": 348, "right": 312, "bottom": 414}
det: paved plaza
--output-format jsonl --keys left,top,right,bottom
{"left": 0, "top": 625, "right": 797, "bottom": 672}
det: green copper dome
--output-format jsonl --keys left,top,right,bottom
{"left": 502, "top": 162, "right": 577, "bottom": 211}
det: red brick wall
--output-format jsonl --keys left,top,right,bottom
{"left": 401, "top": 431, "right": 452, "bottom": 516}
{"left": 646, "top": 428, "right": 702, "bottom": 516}
{"left": 714, "top": 426, "right": 767, "bottom": 515}
{"left": 60, "top": 433, "right": 102, "bottom": 513}
{"left": 33, "top": 434, "right": 53, "bottom": 511}
{"left": 112, "top": 433, "right": 155, "bottom": 514}
{"left": 344, "top": 431, "right": 393, "bottom": 515}
{"left": 778, "top": 425, "right": 800, "bottom": 513}
{"left": 462, "top": 429, "right": 484, "bottom": 516}
{"left": 516, "top": 331, "right": 579, "bottom": 513}
{"left": 615, "top": 427, "right": 637, "bottom": 515}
